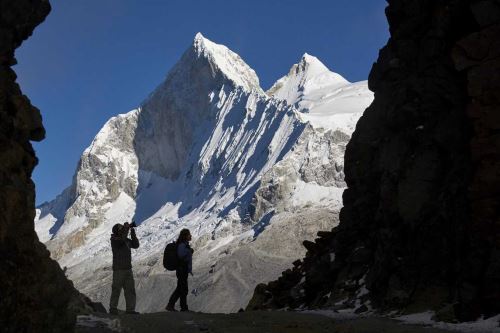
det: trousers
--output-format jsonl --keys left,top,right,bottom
{"left": 109, "top": 269, "right": 136, "bottom": 311}
{"left": 168, "top": 268, "right": 189, "bottom": 310}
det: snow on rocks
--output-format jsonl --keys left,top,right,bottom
{"left": 267, "top": 53, "right": 372, "bottom": 134}
{"left": 193, "top": 33, "right": 263, "bottom": 94}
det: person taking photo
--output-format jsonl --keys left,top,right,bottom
{"left": 109, "top": 221, "right": 139, "bottom": 315}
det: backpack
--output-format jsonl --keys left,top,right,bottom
{"left": 163, "top": 242, "right": 178, "bottom": 271}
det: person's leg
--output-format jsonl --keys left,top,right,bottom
{"left": 167, "top": 271, "right": 182, "bottom": 309}
{"left": 167, "top": 288, "right": 179, "bottom": 310}
{"left": 179, "top": 272, "right": 189, "bottom": 311}
{"left": 123, "top": 269, "right": 136, "bottom": 312}
{"left": 109, "top": 270, "right": 125, "bottom": 311}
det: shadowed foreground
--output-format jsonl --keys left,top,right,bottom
{"left": 76, "top": 311, "right": 458, "bottom": 333}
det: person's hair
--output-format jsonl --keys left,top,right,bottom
{"left": 177, "top": 228, "right": 191, "bottom": 243}
{"left": 112, "top": 224, "right": 122, "bottom": 235}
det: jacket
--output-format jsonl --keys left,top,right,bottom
{"left": 110, "top": 228, "right": 139, "bottom": 270}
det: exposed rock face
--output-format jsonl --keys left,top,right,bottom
{"left": 0, "top": 1, "right": 84, "bottom": 331}
{"left": 452, "top": 0, "right": 500, "bottom": 319}
{"left": 249, "top": 0, "right": 500, "bottom": 321}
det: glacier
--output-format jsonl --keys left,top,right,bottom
{"left": 35, "top": 33, "right": 373, "bottom": 313}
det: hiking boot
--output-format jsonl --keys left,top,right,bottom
{"left": 180, "top": 308, "right": 190, "bottom": 312}
{"left": 109, "top": 308, "right": 119, "bottom": 315}
{"left": 125, "top": 310, "right": 140, "bottom": 315}
{"left": 165, "top": 305, "right": 177, "bottom": 312}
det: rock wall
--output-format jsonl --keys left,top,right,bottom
{"left": 452, "top": 0, "right": 500, "bottom": 319}
{"left": 0, "top": 1, "right": 85, "bottom": 331}
{"left": 248, "top": 0, "right": 500, "bottom": 321}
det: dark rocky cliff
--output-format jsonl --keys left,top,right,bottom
{"left": 0, "top": 1, "right": 86, "bottom": 331}
{"left": 248, "top": 0, "right": 499, "bottom": 322}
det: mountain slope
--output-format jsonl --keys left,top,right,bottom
{"left": 35, "top": 34, "right": 373, "bottom": 313}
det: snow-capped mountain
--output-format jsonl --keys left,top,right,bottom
{"left": 35, "top": 33, "right": 373, "bottom": 313}
{"left": 268, "top": 52, "right": 372, "bottom": 133}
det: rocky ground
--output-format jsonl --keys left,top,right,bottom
{"left": 75, "top": 311, "right": 461, "bottom": 333}
{"left": 71, "top": 208, "right": 338, "bottom": 314}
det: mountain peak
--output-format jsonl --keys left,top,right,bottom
{"left": 295, "top": 53, "right": 330, "bottom": 76}
{"left": 192, "top": 32, "right": 209, "bottom": 52}
{"left": 186, "top": 33, "right": 262, "bottom": 93}
{"left": 300, "top": 52, "right": 318, "bottom": 63}
{"left": 301, "top": 52, "right": 316, "bottom": 63}
{"left": 267, "top": 53, "right": 349, "bottom": 103}
{"left": 194, "top": 32, "right": 204, "bottom": 41}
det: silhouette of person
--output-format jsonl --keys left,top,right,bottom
{"left": 166, "top": 228, "right": 193, "bottom": 312}
{"left": 109, "top": 222, "right": 140, "bottom": 315}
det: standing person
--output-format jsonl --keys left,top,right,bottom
{"left": 166, "top": 229, "right": 193, "bottom": 312}
{"left": 109, "top": 222, "right": 140, "bottom": 315}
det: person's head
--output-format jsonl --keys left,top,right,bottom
{"left": 112, "top": 224, "right": 122, "bottom": 235}
{"left": 112, "top": 223, "right": 128, "bottom": 236}
{"left": 177, "top": 228, "right": 192, "bottom": 243}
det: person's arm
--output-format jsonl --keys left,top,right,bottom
{"left": 111, "top": 233, "right": 128, "bottom": 247}
{"left": 128, "top": 228, "right": 139, "bottom": 249}
{"left": 187, "top": 245, "right": 193, "bottom": 274}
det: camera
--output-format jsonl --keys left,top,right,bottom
{"left": 123, "top": 221, "right": 137, "bottom": 229}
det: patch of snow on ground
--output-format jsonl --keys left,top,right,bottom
{"left": 304, "top": 310, "right": 500, "bottom": 332}
{"left": 302, "top": 309, "right": 360, "bottom": 319}
{"left": 76, "top": 315, "right": 121, "bottom": 332}
{"left": 290, "top": 180, "right": 344, "bottom": 207}
{"left": 397, "top": 312, "right": 500, "bottom": 333}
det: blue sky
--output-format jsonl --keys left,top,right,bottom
{"left": 15, "top": 0, "right": 389, "bottom": 205}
